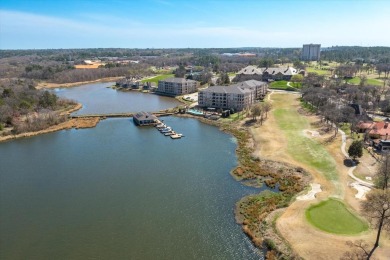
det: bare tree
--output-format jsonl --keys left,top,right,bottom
{"left": 361, "top": 189, "right": 390, "bottom": 259}
{"left": 251, "top": 104, "right": 261, "bottom": 121}
{"left": 341, "top": 240, "right": 371, "bottom": 260}
{"left": 262, "top": 102, "right": 272, "bottom": 119}
{"left": 375, "top": 154, "right": 390, "bottom": 190}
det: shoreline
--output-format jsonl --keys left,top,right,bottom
{"left": 0, "top": 103, "right": 100, "bottom": 143}
{"left": 176, "top": 112, "right": 310, "bottom": 258}
{"left": 35, "top": 76, "right": 123, "bottom": 89}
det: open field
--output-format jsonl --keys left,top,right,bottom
{"left": 306, "top": 199, "right": 368, "bottom": 234}
{"left": 141, "top": 74, "right": 174, "bottom": 84}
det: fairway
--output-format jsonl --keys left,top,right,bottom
{"left": 346, "top": 77, "right": 383, "bottom": 86}
{"left": 306, "top": 67, "right": 331, "bottom": 76}
{"left": 306, "top": 199, "right": 368, "bottom": 234}
{"left": 272, "top": 94, "right": 338, "bottom": 181}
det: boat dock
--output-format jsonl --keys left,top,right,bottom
{"left": 155, "top": 119, "right": 184, "bottom": 139}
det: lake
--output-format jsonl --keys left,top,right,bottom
{"left": 0, "top": 83, "right": 264, "bottom": 259}
{"left": 52, "top": 82, "right": 182, "bottom": 115}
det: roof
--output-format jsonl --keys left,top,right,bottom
{"left": 159, "top": 77, "right": 197, "bottom": 84}
{"left": 237, "top": 65, "right": 263, "bottom": 75}
{"left": 200, "top": 85, "right": 253, "bottom": 95}
{"left": 262, "top": 67, "right": 298, "bottom": 76}
{"left": 134, "top": 111, "right": 157, "bottom": 121}
{"left": 235, "top": 80, "right": 267, "bottom": 89}
{"left": 237, "top": 65, "right": 298, "bottom": 76}
{"left": 358, "top": 121, "right": 390, "bottom": 138}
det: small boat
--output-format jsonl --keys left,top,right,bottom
{"left": 160, "top": 127, "right": 173, "bottom": 133}
{"left": 164, "top": 131, "right": 175, "bottom": 136}
{"left": 170, "top": 133, "right": 183, "bottom": 139}
{"left": 156, "top": 123, "right": 166, "bottom": 129}
{"left": 158, "top": 126, "right": 172, "bottom": 131}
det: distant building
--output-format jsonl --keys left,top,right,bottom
{"left": 198, "top": 80, "right": 267, "bottom": 111}
{"left": 157, "top": 78, "right": 199, "bottom": 96}
{"left": 234, "top": 66, "right": 300, "bottom": 82}
{"left": 133, "top": 112, "right": 158, "bottom": 126}
{"left": 301, "top": 44, "right": 321, "bottom": 61}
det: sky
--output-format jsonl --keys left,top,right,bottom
{"left": 0, "top": 0, "right": 389, "bottom": 49}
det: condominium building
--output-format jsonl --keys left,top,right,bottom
{"left": 198, "top": 80, "right": 267, "bottom": 111}
{"left": 301, "top": 44, "right": 321, "bottom": 61}
{"left": 157, "top": 78, "right": 199, "bottom": 96}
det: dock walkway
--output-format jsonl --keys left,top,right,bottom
{"left": 70, "top": 112, "right": 174, "bottom": 119}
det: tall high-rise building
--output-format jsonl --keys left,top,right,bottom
{"left": 301, "top": 44, "right": 321, "bottom": 61}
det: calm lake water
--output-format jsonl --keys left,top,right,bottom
{"left": 0, "top": 83, "right": 264, "bottom": 259}
{"left": 52, "top": 82, "right": 182, "bottom": 115}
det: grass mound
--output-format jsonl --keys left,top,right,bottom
{"left": 305, "top": 199, "right": 368, "bottom": 234}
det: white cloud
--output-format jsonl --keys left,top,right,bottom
{"left": 1, "top": 8, "right": 389, "bottom": 49}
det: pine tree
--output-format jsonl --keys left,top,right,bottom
{"left": 348, "top": 140, "right": 363, "bottom": 160}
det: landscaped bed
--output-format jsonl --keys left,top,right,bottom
{"left": 305, "top": 198, "right": 368, "bottom": 234}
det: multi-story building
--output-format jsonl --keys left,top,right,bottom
{"left": 157, "top": 78, "right": 199, "bottom": 96}
{"left": 198, "top": 80, "right": 267, "bottom": 111}
{"left": 234, "top": 66, "right": 300, "bottom": 82}
{"left": 234, "top": 80, "right": 268, "bottom": 99}
{"left": 301, "top": 44, "right": 321, "bottom": 61}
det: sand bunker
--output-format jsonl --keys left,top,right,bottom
{"left": 296, "top": 183, "right": 322, "bottom": 201}
{"left": 350, "top": 182, "right": 371, "bottom": 200}
{"left": 303, "top": 129, "right": 320, "bottom": 138}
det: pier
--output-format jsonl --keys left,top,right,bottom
{"left": 70, "top": 112, "right": 174, "bottom": 119}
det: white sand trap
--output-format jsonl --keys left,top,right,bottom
{"left": 296, "top": 183, "right": 322, "bottom": 201}
{"left": 350, "top": 182, "right": 371, "bottom": 200}
{"left": 303, "top": 129, "right": 320, "bottom": 138}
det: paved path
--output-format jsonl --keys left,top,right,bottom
{"left": 339, "top": 129, "right": 374, "bottom": 188}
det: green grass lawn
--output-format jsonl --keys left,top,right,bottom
{"left": 306, "top": 199, "right": 368, "bottom": 234}
{"left": 141, "top": 74, "right": 174, "bottom": 84}
{"left": 346, "top": 77, "right": 383, "bottom": 86}
{"left": 270, "top": 80, "right": 288, "bottom": 88}
{"left": 306, "top": 67, "right": 331, "bottom": 76}
{"left": 273, "top": 94, "right": 338, "bottom": 181}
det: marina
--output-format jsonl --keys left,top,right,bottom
{"left": 155, "top": 119, "right": 184, "bottom": 139}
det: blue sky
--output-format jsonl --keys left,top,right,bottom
{"left": 0, "top": 0, "right": 389, "bottom": 49}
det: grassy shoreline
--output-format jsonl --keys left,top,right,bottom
{"left": 177, "top": 112, "right": 311, "bottom": 258}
